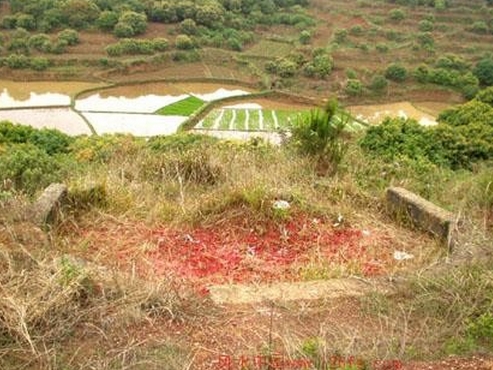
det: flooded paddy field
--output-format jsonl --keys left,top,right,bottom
{"left": 82, "top": 112, "right": 187, "bottom": 136}
{"left": 0, "top": 108, "right": 92, "bottom": 136}
{"left": 347, "top": 101, "right": 442, "bottom": 126}
{"left": 0, "top": 79, "right": 452, "bottom": 138}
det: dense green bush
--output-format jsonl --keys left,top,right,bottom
{"left": 57, "top": 29, "right": 80, "bottom": 46}
{"left": 175, "top": 34, "right": 195, "bottom": 50}
{"left": 385, "top": 63, "right": 408, "bottom": 81}
{"left": 369, "top": 74, "right": 389, "bottom": 92}
{"left": 114, "top": 11, "right": 147, "bottom": 38}
{"left": 106, "top": 38, "right": 169, "bottom": 56}
{"left": 0, "top": 121, "right": 73, "bottom": 155}
{"left": 30, "top": 57, "right": 50, "bottom": 71}
{"left": 474, "top": 57, "right": 493, "bottom": 86}
{"left": 361, "top": 98, "right": 493, "bottom": 169}
{"left": 0, "top": 143, "right": 64, "bottom": 194}
{"left": 4, "top": 54, "right": 30, "bottom": 69}
{"left": 28, "top": 34, "right": 51, "bottom": 52}
{"left": 345, "top": 79, "right": 363, "bottom": 96}
{"left": 389, "top": 8, "right": 406, "bottom": 21}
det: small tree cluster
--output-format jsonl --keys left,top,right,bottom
{"left": 105, "top": 38, "right": 169, "bottom": 56}
{"left": 265, "top": 48, "right": 333, "bottom": 79}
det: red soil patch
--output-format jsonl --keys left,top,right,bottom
{"left": 79, "top": 214, "right": 396, "bottom": 289}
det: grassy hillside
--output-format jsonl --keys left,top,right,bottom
{"left": 1, "top": 93, "right": 493, "bottom": 368}
{"left": 0, "top": 0, "right": 492, "bottom": 103}
{"left": 1, "top": 1, "right": 493, "bottom": 369}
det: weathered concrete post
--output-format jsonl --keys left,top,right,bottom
{"left": 386, "top": 187, "right": 456, "bottom": 248}
{"left": 29, "top": 183, "right": 68, "bottom": 225}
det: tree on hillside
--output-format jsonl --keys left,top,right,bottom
{"left": 385, "top": 63, "right": 408, "bottom": 82}
{"left": 62, "top": 0, "right": 101, "bottom": 29}
{"left": 114, "top": 11, "right": 147, "bottom": 37}
{"left": 474, "top": 57, "right": 493, "bottom": 86}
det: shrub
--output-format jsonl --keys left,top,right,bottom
{"left": 345, "top": 79, "right": 363, "bottom": 96}
{"left": 419, "top": 19, "right": 434, "bottom": 32}
{"left": 1, "top": 15, "right": 17, "bottom": 29}
{"left": 57, "top": 29, "right": 80, "bottom": 46}
{"left": 349, "top": 25, "right": 364, "bottom": 36}
{"left": 116, "top": 11, "right": 147, "bottom": 37}
{"left": 152, "top": 38, "right": 169, "bottom": 51}
{"left": 15, "top": 13, "right": 36, "bottom": 31}
{"left": 180, "top": 18, "right": 198, "bottom": 35}
{"left": 389, "top": 8, "right": 406, "bottom": 21}
{"left": 299, "top": 30, "right": 311, "bottom": 44}
{"left": 0, "top": 144, "right": 63, "bottom": 194}
{"left": 474, "top": 57, "right": 493, "bottom": 86}
{"left": 5, "top": 54, "right": 30, "bottom": 69}
{"left": 96, "top": 10, "right": 119, "bottom": 31}
{"left": 376, "top": 43, "right": 389, "bottom": 53}
{"left": 469, "top": 21, "right": 489, "bottom": 34}
{"left": 28, "top": 34, "right": 51, "bottom": 52}
{"left": 290, "top": 99, "right": 349, "bottom": 175}
{"left": 369, "top": 74, "right": 388, "bottom": 92}
{"left": 0, "top": 121, "right": 73, "bottom": 155}
{"left": 30, "top": 57, "right": 50, "bottom": 71}
{"left": 175, "top": 34, "right": 195, "bottom": 50}
{"left": 385, "top": 63, "right": 408, "bottom": 82}
{"left": 333, "top": 28, "right": 348, "bottom": 43}
{"left": 417, "top": 31, "right": 434, "bottom": 49}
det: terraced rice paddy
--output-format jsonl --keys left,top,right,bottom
{"left": 196, "top": 106, "right": 307, "bottom": 132}
{"left": 196, "top": 104, "right": 366, "bottom": 133}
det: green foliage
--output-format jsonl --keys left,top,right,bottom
{"left": 5, "top": 54, "right": 30, "bottom": 69}
{"left": 57, "top": 29, "right": 80, "bottom": 46}
{"left": 419, "top": 19, "right": 434, "bottom": 32}
{"left": 175, "top": 34, "right": 195, "bottom": 50}
{"left": 0, "top": 121, "right": 73, "bottom": 155}
{"left": 474, "top": 57, "right": 493, "bottom": 86}
{"left": 30, "top": 57, "right": 50, "bottom": 71}
{"left": 469, "top": 21, "right": 489, "bottom": 34}
{"left": 303, "top": 54, "right": 333, "bottom": 78}
{"left": 376, "top": 42, "right": 389, "bottom": 53}
{"left": 62, "top": 0, "right": 101, "bottom": 29}
{"left": 385, "top": 63, "right": 408, "bottom": 82}
{"left": 0, "top": 143, "right": 64, "bottom": 194}
{"left": 417, "top": 31, "right": 434, "bottom": 50}
{"left": 96, "top": 10, "right": 119, "bottom": 31}
{"left": 475, "top": 86, "right": 493, "bottom": 106}
{"left": 389, "top": 8, "right": 406, "bottom": 21}
{"left": 299, "top": 29, "right": 311, "bottom": 44}
{"left": 105, "top": 38, "right": 168, "bottom": 56}
{"left": 369, "top": 74, "right": 388, "bottom": 92}
{"left": 361, "top": 98, "right": 493, "bottom": 169}
{"left": 290, "top": 99, "right": 349, "bottom": 175}
{"left": 146, "top": 133, "right": 219, "bottom": 152}
{"left": 333, "top": 28, "right": 348, "bottom": 43}
{"left": 155, "top": 96, "right": 205, "bottom": 116}
{"left": 16, "top": 13, "right": 36, "bottom": 31}
{"left": 345, "top": 79, "right": 363, "bottom": 96}
{"left": 28, "top": 34, "right": 51, "bottom": 52}
{"left": 435, "top": 54, "right": 470, "bottom": 72}
{"left": 70, "top": 134, "right": 143, "bottom": 163}
{"left": 180, "top": 18, "right": 198, "bottom": 35}
{"left": 114, "top": 11, "right": 147, "bottom": 37}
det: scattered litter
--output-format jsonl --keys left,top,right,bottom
{"left": 183, "top": 234, "right": 195, "bottom": 243}
{"left": 393, "top": 250, "right": 414, "bottom": 261}
{"left": 362, "top": 229, "right": 371, "bottom": 237}
{"left": 333, "top": 214, "right": 344, "bottom": 227}
{"left": 273, "top": 200, "right": 290, "bottom": 210}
